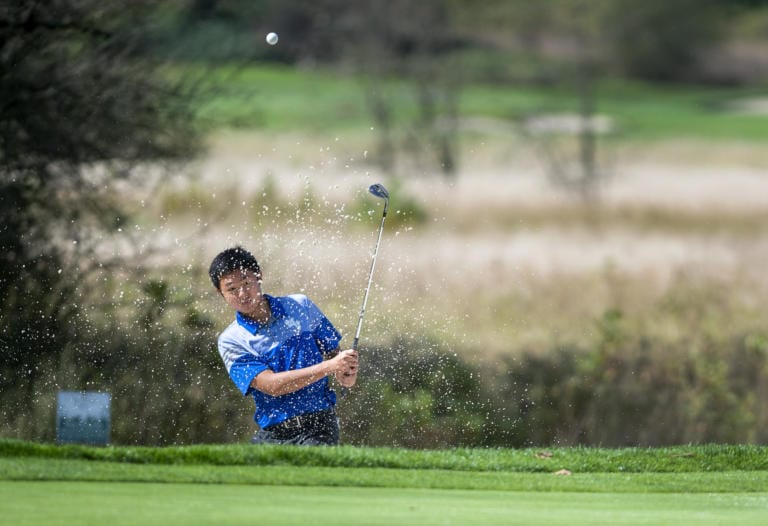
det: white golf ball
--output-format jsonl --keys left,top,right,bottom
{"left": 266, "top": 32, "right": 279, "bottom": 45}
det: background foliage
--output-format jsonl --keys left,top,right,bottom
{"left": 2, "top": 0, "right": 768, "bottom": 447}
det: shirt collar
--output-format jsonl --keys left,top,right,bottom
{"left": 236, "top": 294, "right": 284, "bottom": 334}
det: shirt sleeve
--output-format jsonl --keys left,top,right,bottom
{"left": 218, "top": 336, "right": 270, "bottom": 396}
{"left": 304, "top": 297, "right": 342, "bottom": 353}
{"left": 229, "top": 355, "right": 270, "bottom": 395}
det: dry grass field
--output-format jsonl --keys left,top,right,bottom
{"left": 136, "top": 131, "right": 768, "bottom": 361}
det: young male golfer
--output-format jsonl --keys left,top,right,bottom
{"left": 209, "top": 246, "right": 358, "bottom": 445}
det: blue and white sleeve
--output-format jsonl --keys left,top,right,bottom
{"left": 218, "top": 337, "right": 270, "bottom": 395}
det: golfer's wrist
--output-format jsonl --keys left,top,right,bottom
{"left": 321, "top": 361, "right": 335, "bottom": 377}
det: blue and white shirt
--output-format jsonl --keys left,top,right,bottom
{"left": 216, "top": 294, "right": 342, "bottom": 429}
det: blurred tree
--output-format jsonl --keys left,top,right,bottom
{"left": 543, "top": 0, "right": 616, "bottom": 203}
{"left": 603, "top": 0, "right": 727, "bottom": 81}
{"left": 457, "top": 0, "right": 737, "bottom": 202}
{"left": 466, "top": 0, "right": 612, "bottom": 203}
{"left": 158, "top": 0, "right": 330, "bottom": 63}
{"left": 307, "top": 0, "right": 465, "bottom": 177}
{"left": 0, "top": 1, "right": 198, "bottom": 416}
{"left": 169, "top": 0, "right": 444, "bottom": 170}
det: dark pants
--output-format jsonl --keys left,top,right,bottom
{"left": 251, "top": 407, "right": 339, "bottom": 446}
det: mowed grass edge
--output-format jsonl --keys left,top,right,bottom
{"left": 2, "top": 439, "right": 767, "bottom": 493}
{"left": 2, "top": 439, "right": 767, "bottom": 472}
{"left": 2, "top": 457, "right": 768, "bottom": 493}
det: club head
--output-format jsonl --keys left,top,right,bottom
{"left": 368, "top": 183, "right": 389, "bottom": 201}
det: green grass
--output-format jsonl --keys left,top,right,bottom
{"left": 2, "top": 440, "right": 767, "bottom": 525}
{"left": 189, "top": 63, "right": 768, "bottom": 142}
{"left": 3, "top": 439, "right": 768, "bottom": 473}
{"left": 3, "top": 457, "right": 768, "bottom": 493}
{"left": 3, "top": 481, "right": 768, "bottom": 526}
{"left": 189, "top": 64, "right": 370, "bottom": 132}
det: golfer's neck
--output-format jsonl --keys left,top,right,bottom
{"left": 242, "top": 297, "right": 271, "bottom": 324}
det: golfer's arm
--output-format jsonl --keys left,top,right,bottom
{"left": 251, "top": 362, "right": 332, "bottom": 397}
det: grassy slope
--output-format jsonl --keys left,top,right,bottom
{"left": 2, "top": 439, "right": 768, "bottom": 492}
{"left": 3, "top": 457, "right": 768, "bottom": 493}
{"left": 191, "top": 64, "right": 768, "bottom": 142}
{"left": 4, "top": 439, "right": 768, "bottom": 472}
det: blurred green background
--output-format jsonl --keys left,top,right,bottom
{"left": 2, "top": 0, "right": 768, "bottom": 448}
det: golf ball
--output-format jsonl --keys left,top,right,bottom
{"left": 266, "top": 32, "right": 279, "bottom": 45}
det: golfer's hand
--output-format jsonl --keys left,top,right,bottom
{"left": 328, "top": 349, "right": 358, "bottom": 374}
{"left": 331, "top": 349, "right": 358, "bottom": 387}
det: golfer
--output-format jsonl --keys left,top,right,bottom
{"left": 209, "top": 246, "right": 358, "bottom": 445}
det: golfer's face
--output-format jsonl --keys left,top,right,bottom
{"left": 219, "top": 270, "right": 263, "bottom": 313}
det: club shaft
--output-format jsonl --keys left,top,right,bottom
{"left": 353, "top": 203, "right": 387, "bottom": 350}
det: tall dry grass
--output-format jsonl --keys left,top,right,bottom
{"left": 116, "top": 132, "right": 768, "bottom": 373}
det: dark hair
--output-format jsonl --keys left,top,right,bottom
{"left": 208, "top": 246, "right": 261, "bottom": 290}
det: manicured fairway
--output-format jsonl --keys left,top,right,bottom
{"left": 3, "top": 457, "right": 768, "bottom": 493}
{"left": 2, "top": 480, "right": 768, "bottom": 526}
{"left": 2, "top": 441, "right": 767, "bottom": 525}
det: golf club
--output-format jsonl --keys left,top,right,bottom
{"left": 352, "top": 183, "right": 389, "bottom": 351}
